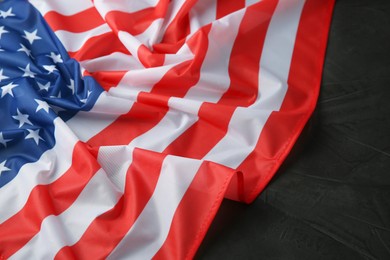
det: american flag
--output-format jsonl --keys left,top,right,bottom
{"left": 0, "top": 0, "right": 335, "bottom": 258}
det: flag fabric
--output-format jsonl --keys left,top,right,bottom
{"left": 0, "top": 0, "right": 335, "bottom": 258}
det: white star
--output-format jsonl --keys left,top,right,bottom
{"left": 0, "top": 7, "right": 15, "bottom": 19}
{"left": 23, "top": 29, "right": 41, "bottom": 45}
{"left": 1, "top": 82, "right": 17, "bottom": 98}
{"left": 19, "top": 63, "right": 36, "bottom": 78}
{"left": 43, "top": 65, "right": 57, "bottom": 74}
{"left": 0, "top": 161, "right": 10, "bottom": 176}
{"left": 0, "top": 68, "right": 9, "bottom": 82}
{"left": 67, "top": 79, "right": 75, "bottom": 94}
{"left": 47, "top": 52, "right": 63, "bottom": 63}
{"left": 12, "top": 109, "right": 33, "bottom": 128}
{"left": 0, "top": 132, "right": 12, "bottom": 148}
{"left": 35, "top": 99, "right": 50, "bottom": 113}
{"left": 18, "top": 44, "right": 33, "bottom": 57}
{"left": 25, "top": 129, "right": 44, "bottom": 145}
{"left": 0, "top": 26, "right": 8, "bottom": 39}
{"left": 37, "top": 81, "right": 51, "bottom": 91}
{"left": 80, "top": 90, "right": 92, "bottom": 103}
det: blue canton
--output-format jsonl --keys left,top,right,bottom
{"left": 0, "top": 0, "right": 103, "bottom": 187}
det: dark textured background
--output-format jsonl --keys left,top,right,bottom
{"left": 196, "top": 0, "right": 390, "bottom": 259}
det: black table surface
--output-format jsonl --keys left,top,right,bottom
{"left": 196, "top": 0, "right": 390, "bottom": 259}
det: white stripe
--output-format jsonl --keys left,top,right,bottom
{"left": 168, "top": 97, "right": 203, "bottom": 116}
{"left": 29, "top": 0, "right": 93, "bottom": 16}
{"left": 10, "top": 168, "right": 121, "bottom": 259}
{"left": 117, "top": 31, "right": 142, "bottom": 62}
{"left": 0, "top": 118, "right": 78, "bottom": 224}
{"left": 66, "top": 92, "right": 134, "bottom": 142}
{"left": 132, "top": 109, "right": 199, "bottom": 152}
{"left": 107, "top": 155, "right": 202, "bottom": 259}
{"left": 163, "top": 43, "right": 194, "bottom": 66}
{"left": 80, "top": 52, "right": 143, "bottom": 72}
{"left": 204, "top": 0, "right": 306, "bottom": 167}
{"left": 55, "top": 24, "right": 111, "bottom": 52}
{"left": 102, "top": 58, "right": 185, "bottom": 98}
{"left": 133, "top": 18, "right": 164, "bottom": 47}
{"left": 116, "top": 18, "right": 163, "bottom": 61}
{"left": 93, "top": 0, "right": 159, "bottom": 18}
{"left": 97, "top": 146, "right": 134, "bottom": 192}
{"left": 154, "top": 0, "right": 187, "bottom": 44}
{"left": 188, "top": 0, "right": 217, "bottom": 37}
{"left": 246, "top": 0, "right": 261, "bottom": 7}
{"left": 185, "top": 9, "right": 245, "bottom": 103}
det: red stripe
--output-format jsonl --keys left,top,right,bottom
{"left": 152, "top": 38, "right": 186, "bottom": 55}
{"left": 216, "top": 0, "right": 246, "bottom": 19}
{"left": 153, "top": 161, "right": 235, "bottom": 260}
{"left": 54, "top": 148, "right": 166, "bottom": 259}
{"left": 0, "top": 142, "right": 101, "bottom": 259}
{"left": 151, "top": 1, "right": 195, "bottom": 55}
{"left": 218, "top": 0, "right": 279, "bottom": 107}
{"left": 163, "top": 0, "right": 278, "bottom": 159}
{"left": 150, "top": 24, "right": 211, "bottom": 96}
{"left": 164, "top": 103, "right": 235, "bottom": 158}
{"left": 68, "top": 32, "right": 130, "bottom": 61}
{"left": 133, "top": 1, "right": 197, "bottom": 64}
{"left": 44, "top": 8, "right": 105, "bottom": 33}
{"left": 104, "top": 0, "right": 169, "bottom": 36}
{"left": 86, "top": 25, "right": 211, "bottom": 147}
{"left": 88, "top": 70, "right": 127, "bottom": 92}
{"left": 137, "top": 44, "right": 165, "bottom": 68}
{"left": 159, "top": 0, "right": 195, "bottom": 47}
{"left": 87, "top": 99, "right": 167, "bottom": 147}
{"left": 230, "top": 0, "right": 336, "bottom": 203}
